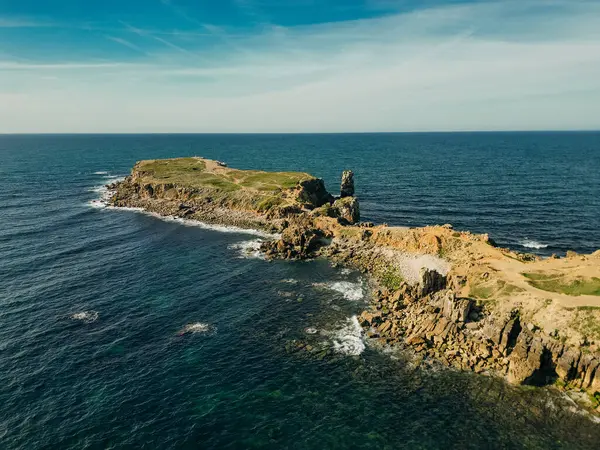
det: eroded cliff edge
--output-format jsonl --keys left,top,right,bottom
{"left": 109, "top": 157, "right": 600, "bottom": 413}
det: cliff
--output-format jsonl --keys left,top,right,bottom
{"left": 110, "top": 157, "right": 600, "bottom": 413}
{"left": 109, "top": 157, "right": 353, "bottom": 231}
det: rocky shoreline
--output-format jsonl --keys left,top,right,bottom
{"left": 109, "top": 157, "right": 600, "bottom": 414}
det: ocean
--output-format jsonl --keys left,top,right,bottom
{"left": 1, "top": 132, "right": 599, "bottom": 449}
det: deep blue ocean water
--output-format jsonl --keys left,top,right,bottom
{"left": 1, "top": 133, "right": 600, "bottom": 449}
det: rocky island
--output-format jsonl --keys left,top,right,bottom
{"left": 109, "top": 157, "right": 600, "bottom": 413}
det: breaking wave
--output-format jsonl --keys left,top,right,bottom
{"left": 330, "top": 316, "right": 365, "bottom": 356}
{"left": 520, "top": 238, "right": 549, "bottom": 249}
{"left": 86, "top": 175, "right": 124, "bottom": 209}
{"left": 315, "top": 281, "right": 365, "bottom": 301}
{"left": 227, "top": 239, "right": 265, "bottom": 259}
{"left": 178, "top": 322, "right": 215, "bottom": 335}
{"left": 87, "top": 180, "right": 279, "bottom": 239}
{"left": 70, "top": 311, "right": 99, "bottom": 323}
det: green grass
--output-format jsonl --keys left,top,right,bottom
{"left": 238, "top": 171, "right": 313, "bottom": 191}
{"left": 256, "top": 196, "right": 284, "bottom": 212}
{"left": 136, "top": 158, "right": 313, "bottom": 193}
{"left": 380, "top": 267, "right": 404, "bottom": 291}
{"left": 500, "top": 283, "right": 525, "bottom": 297}
{"left": 523, "top": 273, "right": 600, "bottom": 296}
{"left": 470, "top": 280, "right": 505, "bottom": 300}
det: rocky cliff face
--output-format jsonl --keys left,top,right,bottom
{"left": 357, "top": 269, "right": 600, "bottom": 402}
{"left": 109, "top": 158, "right": 355, "bottom": 232}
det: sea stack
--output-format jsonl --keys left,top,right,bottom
{"left": 340, "top": 170, "right": 355, "bottom": 198}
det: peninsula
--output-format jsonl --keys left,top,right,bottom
{"left": 109, "top": 157, "right": 600, "bottom": 412}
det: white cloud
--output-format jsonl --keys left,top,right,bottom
{"left": 1, "top": 1, "right": 600, "bottom": 132}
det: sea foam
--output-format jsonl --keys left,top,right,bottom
{"left": 178, "top": 322, "right": 215, "bottom": 335}
{"left": 520, "top": 238, "right": 549, "bottom": 249}
{"left": 88, "top": 179, "right": 279, "bottom": 238}
{"left": 70, "top": 311, "right": 99, "bottom": 323}
{"left": 315, "top": 281, "right": 365, "bottom": 301}
{"left": 86, "top": 175, "right": 124, "bottom": 209}
{"left": 331, "top": 316, "right": 365, "bottom": 356}
{"left": 228, "top": 239, "right": 265, "bottom": 259}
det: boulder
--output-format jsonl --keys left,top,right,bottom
{"left": 556, "top": 349, "right": 581, "bottom": 381}
{"left": 498, "top": 317, "right": 521, "bottom": 354}
{"left": 507, "top": 332, "right": 547, "bottom": 385}
{"left": 297, "top": 178, "right": 334, "bottom": 208}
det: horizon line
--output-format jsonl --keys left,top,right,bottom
{"left": 1, "top": 129, "right": 600, "bottom": 136}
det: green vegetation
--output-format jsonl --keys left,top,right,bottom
{"left": 256, "top": 196, "right": 284, "bottom": 212}
{"left": 136, "top": 158, "right": 313, "bottom": 193}
{"left": 238, "top": 171, "right": 312, "bottom": 191}
{"left": 312, "top": 203, "right": 337, "bottom": 218}
{"left": 380, "top": 267, "right": 404, "bottom": 291}
{"left": 337, "top": 227, "right": 362, "bottom": 240}
{"left": 523, "top": 273, "right": 600, "bottom": 296}
{"left": 500, "top": 283, "right": 525, "bottom": 297}
{"left": 470, "top": 279, "right": 506, "bottom": 300}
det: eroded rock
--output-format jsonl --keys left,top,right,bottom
{"left": 419, "top": 268, "right": 447, "bottom": 297}
{"left": 340, "top": 170, "right": 355, "bottom": 198}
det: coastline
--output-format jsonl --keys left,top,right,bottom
{"left": 104, "top": 157, "right": 600, "bottom": 415}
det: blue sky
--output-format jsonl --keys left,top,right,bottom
{"left": 1, "top": 0, "right": 600, "bottom": 132}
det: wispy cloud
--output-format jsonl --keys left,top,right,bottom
{"left": 120, "top": 21, "right": 195, "bottom": 56}
{"left": 0, "top": 61, "right": 129, "bottom": 70}
{"left": 106, "top": 36, "right": 147, "bottom": 54}
{"left": 1, "top": 1, "right": 600, "bottom": 132}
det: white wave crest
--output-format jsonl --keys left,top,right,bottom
{"left": 305, "top": 327, "right": 318, "bottom": 335}
{"left": 86, "top": 176, "right": 125, "bottom": 209}
{"left": 94, "top": 171, "right": 108, "bottom": 175}
{"left": 227, "top": 239, "right": 265, "bottom": 259}
{"left": 104, "top": 207, "right": 279, "bottom": 238}
{"left": 178, "top": 322, "right": 215, "bottom": 335}
{"left": 315, "top": 281, "right": 364, "bottom": 301}
{"left": 520, "top": 238, "right": 549, "bottom": 249}
{"left": 70, "top": 311, "right": 99, "bottom": 323}
{"left": 331, "top": 316, "right": 365, "bottom": 356}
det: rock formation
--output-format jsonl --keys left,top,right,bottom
{"left": 109, "top": 156, "right": 600, "bottom": 414}
{"left": 340, "top": 170, "right": 355, "bottom": 198}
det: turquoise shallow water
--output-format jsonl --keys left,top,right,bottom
{"left": 1, "top": 133, "right": 600, "bottom": 449}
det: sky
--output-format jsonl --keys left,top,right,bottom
{"left": 1, "top": 0, "right": 600, "bottom": 133}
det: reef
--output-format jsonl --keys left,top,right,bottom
{"left": 110, "top": 157, "right": 600, "bottom": 413}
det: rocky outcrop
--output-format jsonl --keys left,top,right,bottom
{"left": 340, "top": 170, "right": 354, "bottom": 198}
{"left": 419, "top": 268, "right": 447, "bottom": 297}
{"left": 297, "top": 178, "right": 334, "bottom": 209}
{"left": 332, "top": 196, "right": 360, "bottom": 224}
{"left": 263, "top": 217, "right": 330, "bottom": 260}
{"left": 110, "top": 157, "right": 600, "bottom": 414}
{"left": 357, "top": 273, "right": 600, "bottom": 409}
